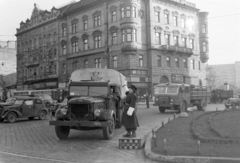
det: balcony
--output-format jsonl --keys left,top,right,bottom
{"left": 161, "top": 45, "right": 193, "bottom": 55}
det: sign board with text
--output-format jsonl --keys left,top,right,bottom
{"left": 171, "top": 74, "right": 185, "bottom": 84}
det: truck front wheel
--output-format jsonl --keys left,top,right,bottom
{"left": 116, "top": 109, "right": 122, "bottom": 128}
{"left": 55, "top": 126, "right": 70, "bottom": 140}
{"left": 159, "top": 107, "right": 166, "bottom": 113}
{"left": 103, "top": 117, "right": 115, "bottom": 140}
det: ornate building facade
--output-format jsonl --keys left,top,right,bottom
{"left": 16, "top": 0, "right": 209, "bottom": 96}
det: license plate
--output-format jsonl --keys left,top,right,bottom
{"left": 94, "top": 122, "right": 101, "bottom": 126}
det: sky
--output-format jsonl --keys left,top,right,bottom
{"left": 0, "top": 0, "right": 240, "bottom": 65}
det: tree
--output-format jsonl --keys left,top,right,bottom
{"left": 205, "top": 65, "right": 217, "bottom": 90}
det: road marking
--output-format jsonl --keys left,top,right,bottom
{"left": 0, "top": 150, "right": 77, "bottom": 163}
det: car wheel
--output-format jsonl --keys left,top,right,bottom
{"left": 28, "top": 117, "right": 35, "bottom": 120}
{"left": 232, "top": 103, "right": 237, "bottom": 109}
{"left": 7, "top": 112, "right": 17, "bottom": 123}
{"left": 103, "top": 117, "right": 115, "bottom": 140}
{"left": 38, "top": 111, "right": 47, "bottom": 120}
{"left": 55, "top": 126, "right": 70, "bottom": 140}
{"left": 0, "top": 119, "right": 4, "bottom": 122}
{"left": 159, "top": 107, "right": 166, "bottom": 113}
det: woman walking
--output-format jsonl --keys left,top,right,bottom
{"left": 122, "top": 85, "right": 139, "bottom": 138}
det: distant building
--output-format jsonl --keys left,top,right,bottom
{"left": 209, "top": 61, "right": 240, "bottom": 89}
{"left": 16, "top": 0, "right": 209, "bottom": 96}
{"left": 0, "top": 42, "right": 16, "bottom": 75}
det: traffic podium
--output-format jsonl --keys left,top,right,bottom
{"left": 119, "top": 136, "right": 144, "bottom": 150}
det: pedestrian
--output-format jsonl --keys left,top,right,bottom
{"left": 146, "top": 93, "right": 149, "bottom": 109}
{"left": 122, "top": 85, "right": 139, "bottom": 138}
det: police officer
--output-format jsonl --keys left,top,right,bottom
{"left": 146, "top": 93, "right": 149, "bottom": 109}
{"left": 122, "top": 85, "right": 139, "bottom": 138}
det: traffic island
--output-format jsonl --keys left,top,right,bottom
{"left": 144, "top": 110, "right": 240, "bottom": 163}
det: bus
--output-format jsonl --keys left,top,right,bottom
{"left": 13, "top": 89, "right": 56, "bottom": 97}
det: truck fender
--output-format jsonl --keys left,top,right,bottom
{"left": 107, "top": 110, "right": 115, "bottom": 121}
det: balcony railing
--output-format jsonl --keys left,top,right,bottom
{"left": 161, "top": 45, "right": 193, "bottom": 54}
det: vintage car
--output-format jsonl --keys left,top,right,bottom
{"left": 0, "top": 97, "right": 16, "bottom": 107}
{"left": 0, "top": 96, "right": 49, "bottom": 123}
{"left": 36, "top": 94, "right": 57, "bottom": 109}
{"left": 225, "top": 97, "right": 240, "bottom": 109}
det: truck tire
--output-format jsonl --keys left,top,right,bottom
{"left": 116, "top": 109, "right": 122, "bottom": 128}
{"left": 197, "top": 99, "right": 207, "bottom": 111}
{"left": 178, "top": 101, "right": 187, "bottom": 114}
{"left": 231, "top": 103, "right": 237, "bottom": 109}
{"left": 159, "top": 107, "right": 166, "bottom": 113}
{"left": 103, "top": 117, "right": 115, "bottom": 140}
{"left": 55, "top": 126, "right": 70, "bottom": 140}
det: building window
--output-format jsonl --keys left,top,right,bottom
{"left": 198, "top": 61, "right": 201, "bottom": 70}
{"left": 62, "top": 27, "right": 66, "bottom": 36}
{"left": 112, "top": 32, "right": 117, "bottom": 45}
{"left": 174, "top": 36, "right": 178, "bottom": 46}
{"left": 166, "top": 57, "right": 171, "bottom": 68}
{"left": 164, "top": 13, "right": 169, "bottom": 24}
{"left": 122, "top": 29, "right": 137, "bottom": 42}
{"left": 95, "top": 58, "right": 101, "bottom": 68}
{"left": 157, "top": 55, "right": 162, "bottom": 67}
{"left": 183, "top": 58, "right": 188, "bottom": 69}
{"left": 182, "top": 37, "right": 187, "bottom": 47}
{"left": 156, "top": 32, "right": 161, "bottom": 45}
{"left": 165, "top": 34, "right": 170, "bottom": 45}
{"left": 173, "top": 16, "right": 178, "bottom": 26}
{"left": 202, "top": 25, "right": 206, "bottom": 33}
{"left": 191, "top": 59, "right": 195, "bottom": 70}
{"left": 121, "top": 6, "right": 136, "bottom": 18}
{"left": 63, "top": 63, "right": 66, "bottom": 74}
{"left": 62, "top": 44, "right": 66, "bottom": 55}
{"left": 122, "top": 30, "right": 125, "bottom": 42}
{"left": 203, "top": 42, "right": 207, "bottom": 52}
{"left": 84, "top": 19, "right": 88, "bottom": 30}
{"left": 188, "top": 17, "right": 194, "bottom": 31}
{"left": 181, "top": 17, "right": 186, "bottom": 28}
{"left": 94, "top": 36, "right": 101, "bottom": 48}
{"left": 190, "top": 39, "right": 194, "bottom": 49}
{"left": 53, "top": 32, "right": 57, "bottom": 42}
{"left": 112, "top": 11, "right": 117, "bottom": 22}
{"left": 72, "top": 61, "right": 78, "bottom": 71}
{"left": 175, "top": 58, "right": 179, "bottom": 68}
{"left": 113, "top": 56, "right": 117, "bottom": 68}
{"left": 155, "top": 11, "right": 160, "bottom": 22}
{"left": 84, "top": 39, "right": 88, "bottom": 51}
{"left": 72, "top": 22, "right": 78, "bottom": 33}
{"left": 72, "top": 41, "right": 78, "bottom": 53}
{"left": 139, "top": 55, "right": 143, "bottom": 67}
{"left": 94, "top": 15, "right": 101, "bottom": 27}
{"left": 84, "top": 60, "right": 88, "bottom": 68}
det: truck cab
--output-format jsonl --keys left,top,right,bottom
{"left": 153, "top": 83, "right": 211, "bottom": 113}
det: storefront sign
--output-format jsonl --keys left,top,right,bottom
{"left": 131, "top": 82, "right": 148, "bottom": 88}
{"left": 33, "top": 83, "right": 45, "bottom": 89}
{"left": 171, "top": 74, "right": 184, "bottom": 84}
{"left": 45, "top": 82, "right": 58, "bottom": 88}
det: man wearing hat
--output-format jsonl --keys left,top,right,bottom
{"left": 122, "top": 84, "right": 139, "bottom": 138}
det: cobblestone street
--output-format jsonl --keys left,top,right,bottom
{"left": 0, "top": 103, "right": 173, "bottom": 163}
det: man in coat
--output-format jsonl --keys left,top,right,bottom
{"left": 122, "top": 85, "right": 139, "bottom": 138}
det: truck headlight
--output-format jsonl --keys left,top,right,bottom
{"left": 94, "top": 109, "right": 101, "bottom": 116}
{"left": 156, "top": 98, "right": 158, "bottom": 101}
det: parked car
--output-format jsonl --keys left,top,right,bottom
{"left": 0, "top": 96, "right": 49, "bottom": 123}
{"left": 0, "top": 97, "right": 16, "bottom": 107}
{"left": 225, "top": 97, "right": 240, "bottom": 109}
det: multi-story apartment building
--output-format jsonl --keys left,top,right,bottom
{"left": 16, "top": 0, "right": 209, "bottom": 96}
{"left": 209, "top": 61, "right": 240, "bottom": 89}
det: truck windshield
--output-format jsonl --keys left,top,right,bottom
{"left": 166, "top": 87, "right": 179, "bottom": 94}
{"left": 154, "top": 87, "right": 167, "bottom": 94}
{"left": 14, "top": 100, "right": 24, "bottom": 105}
{"left": 69, "top": 86, "right": 108, "bottom": 96}
{"left": 154, "top": 86, "right": 179, "bottom": 94}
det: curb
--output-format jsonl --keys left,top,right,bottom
{"left": 143, "top": 114, "right": 240, "bottom": 163}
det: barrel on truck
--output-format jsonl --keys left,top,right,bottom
{"left": 153, "top": 83, "right": 211, "bottom": 113}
